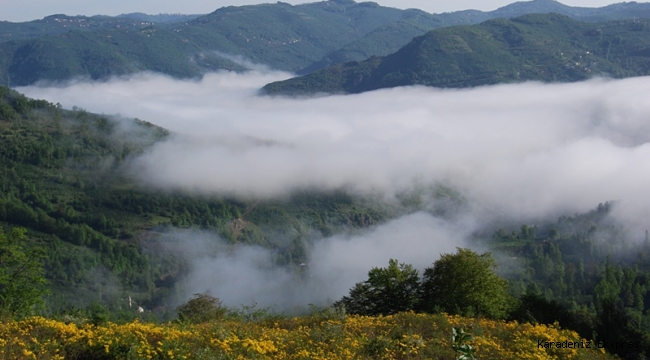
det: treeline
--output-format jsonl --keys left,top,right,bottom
{"left": 491, "top": 202, "right": 650, "bottom": 334}
{"left": 335, "top": 246, "right": 650, "bottom": 359}
{"left": 332, "top": 205, "right": 650, "bottom": 359}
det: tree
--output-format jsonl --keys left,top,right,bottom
{"left": 509, "top": 284, "right": 595, "bottom": 337}
{"left": 595, "top": 299, "right": 649, "bottom": 359}
{"left": 420, "top": 248, "right": 511, "bottom": 319}
{"left": 335, "top": 259, "right": 420, "bottom": 316}
{"left": 176, "top": 292, "right": 227, "bottom": 324}
{"left": 0, "top": 227, "right": 48, "bottom": 317}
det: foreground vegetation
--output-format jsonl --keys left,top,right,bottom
{"left": 0, "top": 312, "right": 615, "bottom": 360}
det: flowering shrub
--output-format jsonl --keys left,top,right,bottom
{"left": 0, "top": 313, "right": 614, "bottom": 359}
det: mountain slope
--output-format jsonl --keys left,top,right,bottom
{"left": 301, "top": 0, "right": 650, "bottom": 73}
{"left": 0, "top": 86, "right": 398, "bottom": 310}
{"left": 262, "top": 14, "right": 650, "bottom": 95}
{"left": 0, "top": 28, "right": 248, "bottom": 86}
{"left": 0, "top": 0, "right": 425, "bottom": 86}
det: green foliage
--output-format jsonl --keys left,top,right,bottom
{"left": 176, "top": 292, "right": 226, "bottom": 324}
{"left": 335, "top": 259, "right": 420, "bottom": 315}
{"left": 227, "top": 302, "right": 288, "bottom": 324}
{"left": 508, "top": 284, "right": 596, "bottom": 338}
{"left": 483, "top": 201, "right": 650, "bottom": 359}
{"left": 452, "top": 327, "right": 476, "bottom": 360}
{"left": 420, "top": 248, "right": 511, "bottom": 319}
{"left": 87, "top": 301, "right": 110, "bottom": 325}
{"left": 594, "top": 299, "right": 650, "bottom": 358}
{"left": 0, "top": 226, "right": 48, "bottom": 317}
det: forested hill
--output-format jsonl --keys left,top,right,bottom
{"left": 305, "top": 0, "right": 650, "bottom": 74}
{"left": 4, "top": 1, "right": 650, "bottom": 86}
{"left": 0, "top": 86, "right": 394, "bottom": 312}
{"left": 262, "top": 13, "right": 650, "bottom": 95}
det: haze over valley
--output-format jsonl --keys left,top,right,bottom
{"left": 17, "top": 70, "right": 650, "bottom": 309}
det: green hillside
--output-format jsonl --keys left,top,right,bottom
{"left": 0, "top": 86, "right": 398, "bottom": 312}
{"left": 0, "top": 0, "right": 423, "bottom": 86}
{"left": 301, "top": 0, "right": 650, "bottom": 73}
{"left": 262, "top": 14, "right": 650, "bottom": 95}
{"left": 0, "top": 28, "right": 248, "bottom": 86}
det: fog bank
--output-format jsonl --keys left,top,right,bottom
{"left": 18, "top": 71, "right": 650, "bottom": 308}
{"left": 20, "top": 72, "right": 650, "bottom": 228}
{"left": 165, "top": 212, "right": 462, "bottom": 310}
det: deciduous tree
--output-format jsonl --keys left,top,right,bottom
{"left": 335, "top": 259, "right": 420, "bottom": 315}
{"left": 420, "top": 248, "right": 511, "bottom": 319}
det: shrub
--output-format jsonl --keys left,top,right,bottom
{"left": 176, "top": 291, "right": 226, "bottom": 324}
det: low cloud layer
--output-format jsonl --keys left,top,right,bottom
{"left": 20, "top": 72, "right": 650, "bottom": 224}
{"left": 18, "top": 71, "right": 650, "bottom": 308}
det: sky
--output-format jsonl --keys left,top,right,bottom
{"left": 1, "top": 0, "right": 642, "bottom": 22}
{"left": 17, "top": 71, "right": 650, "bottom": 309}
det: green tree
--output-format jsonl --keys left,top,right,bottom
{"left": 420, "top": 248, "right": 511, "bottom": 319}
{"left": 176, "top": 292, "right": 227, "bottom": 324}
{"left": 0, "top": 227, "right": 48, "bottom": 317}
{"left": 335, "top": 259, "right": 420, "bottom": 315}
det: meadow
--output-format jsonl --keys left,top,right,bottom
{"left": 0, "top": 312, "right": 615, "bottom": 360}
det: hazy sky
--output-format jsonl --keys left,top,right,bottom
{"left": 1, "top": 0, "right": 641, "bottom": 22}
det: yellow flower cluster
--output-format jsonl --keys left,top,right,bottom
{"left": 0, "top": 313, "right": 615, "bottom": 360}
{"left": 446, "top": 314, "right": 608, "bottom": 360}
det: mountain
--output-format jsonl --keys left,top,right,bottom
{"left": 0, "top": 0, "right": 434, "bottom": 86}
{"left": 116, "top": 13, "right": 201, "bottom": 24}
{"left": 493, "top": 0, "right": 650, "bottom": 21}
{"left": 300, "top": 0, "right": 650, "bottom": 73}
{"left": 0, "top": 26, "right": 248, "bottom": 86}
{"left": 4, "top": 1, "right": 650, "bottom": 86}
{"left": 262, "top": 14, "right": 650, "bottom": 95}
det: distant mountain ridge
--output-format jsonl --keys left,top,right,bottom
{"left": 0, "top": 13, "right": 200, "bottom": 43}
{"left": 2, "top": 0, "right": 650, "bottom": 86}
{"left": 262, "top": 13, "right": 650, "bottom": 95}
{"left": 304, "top": 0, "right": 650, "bottom": 73}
